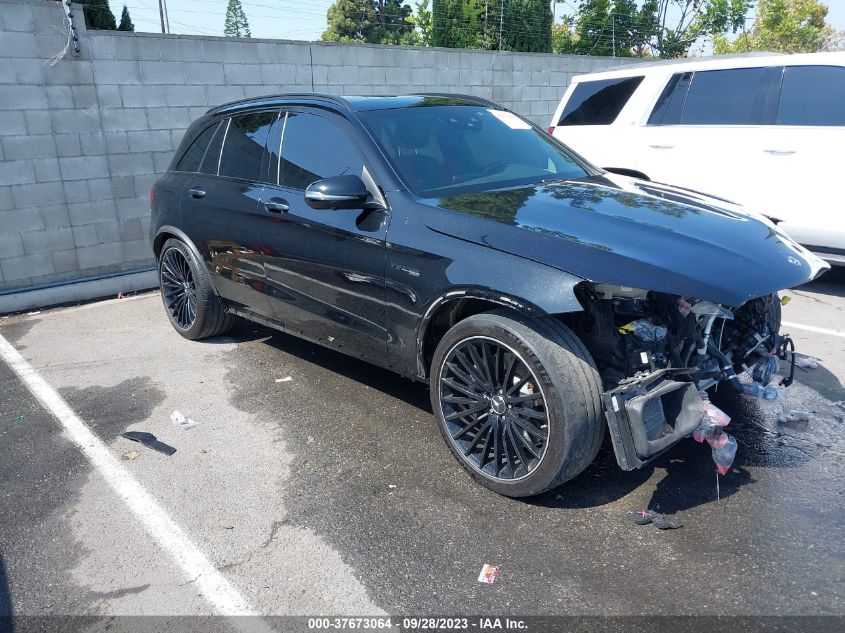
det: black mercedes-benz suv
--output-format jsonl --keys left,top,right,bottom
{"left": 150, "top": 93, "right": 827, "bottom": 497}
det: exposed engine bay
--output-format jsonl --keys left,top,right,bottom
{"left": 570, "top": 282, "right": 794, "bottom": 470}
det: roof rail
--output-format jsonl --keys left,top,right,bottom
{"left": 206, "top": 93, "right": 354, "bottom": 115}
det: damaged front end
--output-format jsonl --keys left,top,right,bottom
{"left": 571, "top": 283, "right": 793, "bottom": 470}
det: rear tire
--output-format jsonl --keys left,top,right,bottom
{"left": 430, "top": 312, "right": 603, "bottom": 497}
{"left": 158, "top": 238, "right": 234, "bottom": 340}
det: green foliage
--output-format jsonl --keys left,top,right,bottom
{"left": 77, "top": 0, "right": 117, "bottom": 31}
{"left": 714, "top": 0, "right": 830, "bottom": 54}
{"left": 322, "top": 0, "right": 417, "bottom": 45}
{"left": 555, "top": 0, "right": 658, "bottom": 57}
{"left": 118, "top": 5, "right": 135, "bottom": 32}
{"left": 431, "top": 0, "right": 552, "bottom": 52}
{"left": 415, "top": 0, "right": 434, "bottom": 45}
{"left": 224, "top": 0, "right": 252, "bottom": 38}
{"left": 654, "top": 0, "right": 752, "bottom": 58}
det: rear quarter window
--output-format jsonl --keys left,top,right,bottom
{"left": 558, "top": 76, "right": 644, "bottom": 126}
{"left": 777, "top": 65, "right": 845, "bottom": 126}
{"left": 174, "top": 122, "right": 219, "bottom": 173}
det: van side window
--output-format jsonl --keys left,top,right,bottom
{"left": 174, "top": 122, "right": 219, "bottom": 173}
{"left": 558, "top": 76, "right": 644, "bottom": 126}
{"left": 218, "top": 111, "right": 279, "bottom": 181}
{"left": 647, "top": 72, "right": 691, "bottom": 125}
{"left": 777, "top": 65, "right": 845, "bottom": 126}
{"left": 681, "top": 67, "right": 778, "bottom": 125}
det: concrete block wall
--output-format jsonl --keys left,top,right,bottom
{"left": 0, "top": 0, "right": 637, "bottom": 306}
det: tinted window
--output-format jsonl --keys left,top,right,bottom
{"left": 199, "top": 120, "right": 226, "bottom": 175}
{"left": 279, "top": 113, "right": 363, "bottom": 190}
{"left": 175, "top": 122, "right": 219, "bottom": 172}
{"left": 777, "top": 65, "right": 845, "bottom": 126}
{"left": 558, "top": 76, "right": 643, "bottom": 126}
{"left": 218, "top": 111, "right": 278, "bottom": 181}
{"left": 648, "top": 72, "right": 692, "bottom": 125}
{"left": 681, "top": 67, "right": 774, "bottom": 125}
{"left": 360, "top": 105, "right": 588, "bottom": 197}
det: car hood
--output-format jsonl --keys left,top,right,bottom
{"left": 419, "top": 174, "right": 829, "bottom": 307}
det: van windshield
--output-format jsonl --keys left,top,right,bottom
{"left": 358, "top": 105, "right": 591, "bottom": 197}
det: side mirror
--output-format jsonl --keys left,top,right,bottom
{"left": 305, "top": 175, "right": 369, "bottom": 210}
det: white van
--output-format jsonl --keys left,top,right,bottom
{"left": 549, "top": 52, "right": 845, "bottom": 265}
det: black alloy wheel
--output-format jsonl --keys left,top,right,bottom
{"left": 439, "top": 336, "right": 549, "bottom": 481}
{"left": 160, "top": 246, "right": 198, "bottom": 330}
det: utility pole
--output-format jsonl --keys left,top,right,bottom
{"left": 163, "top": 0, "right": 171, "bottom": 34}
{"left": 157, "top": 0, "right": 166, "bottom": 33}
{"left": 611, "top": 15, "right": 615, "bottom": 57}
{"left": 498, "top": 0, "right": 504, "bottom": 50}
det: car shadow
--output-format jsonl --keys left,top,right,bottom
{"left": 218, "top": 319, "right": 821, "bottom": 515}
{"left": 793, "top": 264, "right": 845, "bottom": 297}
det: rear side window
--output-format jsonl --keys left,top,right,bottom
{"left": 218, "top": 111, "right": 279, "bottom": 181}
{"left": 199, "top": 121, "right": 226, "bottom": 175}
{"left": 278, "top": 113, "right": 363, "bottom": 190}
{"left": 681, "top": 67, "right": 777, "bottom": 125}
{"left": 175, "top": 122, "right": 219, "bottom": 172}
{"left": 777, "top": 65, "right": 845, "bottom": 126}
{"left": 647, "top": 72, "right": 692, "bottom": 125}
{"left": 558, "top": 76, "right": 643, "bottom": 126}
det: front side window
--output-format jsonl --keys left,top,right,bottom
{"left": 681, "top": 67, "right": 777, "bottom": 125}
{"left": 777, "top": 65, "right": 845, "bottom": 126}
{"left": 360, "top": 104, "right": 589, "bottom": 197}
{"left": 558, "top": 76, "right": 644, "bottom": 126}
{"left": 175, "top": 122, "right": 219, "bottom": 173}
{"left": 278, "top": 113, "right": 364, "bottom": 190}
{"left": 218, "top": 111, "right": 279, "bottom": 181}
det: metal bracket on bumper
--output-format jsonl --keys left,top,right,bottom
{"left": 602, "top": 369, "right": 703, "bottom": 471}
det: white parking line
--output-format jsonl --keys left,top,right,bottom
{"left": 0, "top": 333, "right": 272, "bottom": 629}
{"left": 782, "top": 321, "right": 845, "bottom": 338}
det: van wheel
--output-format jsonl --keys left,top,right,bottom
{"left": 430, "top": 312, "right": 603, "bottom": 497}
{"left": 158, "top": 238, "right": 234, "bottom": 340}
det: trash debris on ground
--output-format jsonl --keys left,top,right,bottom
{"left": 275, "top": 376, "right": 293, "bottom": 383}
{"left": 777, "top": 410, "right": 811, "bottom": 430}
{"left": 478, "top": 564, "right": 501, "bottom": 584}
{"left": 121, "top": 431, "right": 177, "bottom": 456}
{"left": 307, "top": 436, "right": 314, "bottom": 443}
{"left": 780, "top": 295, "right": 791, "bottom": 306}
{"left": 26, "top": 311, "right": 41, "bottom": 316}
{"left": 794, "top": 356, "right": 819, "bottom": 369}
{"left": 117, "top": 292, "right": 125, "bottom": 299}
{"left": 388, "top": 484, "right": 397, "bottom": 489}
{"left": 170, "top": 410, "right": 198, "bottom": 430}
{"left": 742, "top": 382, "right": 784, "bottom": 401}
{"left": 123, "top": 451, "right": 140, "bottom": 461}
{"left": 626, "top": 509, "right": 682, "bottom": 530}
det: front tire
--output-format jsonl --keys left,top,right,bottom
{"left": 158, "top": 238, "right": 234, "bottom": 340}
{"left": 430, "top": 312, "right": 603, "bottom": 497}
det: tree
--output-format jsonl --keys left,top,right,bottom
{"left": 224, "top": 0, "right": 252, "bottom": 38}
{"left": 431, "top": 0, "right": 553, "bottom": 52}
{"left": 654, "top": 0, "right": 752, "bottom": 58}
{"left": 554, "top": 0, "right": 658, "bottom": 57}
{"left": 714, "top": 0, "right": 831, "bottom": 54}
{"left": 415, "top": 0, "right": 434, "bottom": 45}
{"left": 118, "top": 5, "right": 135, "bottom": 32}
{"left": 77, "top": 0, "right": 117, "bottom": 31}
{"left": 322, "top": 0, "right": 417, "bottom": 45}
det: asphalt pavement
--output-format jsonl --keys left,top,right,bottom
{"left": 1, "top": 268, "right": 843, "bottom": 625}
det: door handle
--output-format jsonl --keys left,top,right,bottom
{"left": 189, "top": 188, "right": 206, "bottom": 199}
{"left": 764, "top": 149, "right": 796, "bottom": 155}
{"left": 264, "top": 199, "right": 290, "bottom": 214}
{"left": 649, "top": 144, "right": 674, "bottom": 149}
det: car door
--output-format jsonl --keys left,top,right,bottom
{"left": 757, "top": 64, "right": 845, "bottom": 253}
{"left": 181, "top": 111, "right": 279, "bottom": 318}
{"left": 257, "top": 108, "right": 391, "bottom": 365}
{"left": 637, "top": 67, "right": 781, "bottom": 207}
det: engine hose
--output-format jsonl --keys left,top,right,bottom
{"left": 706, "top": 339, "right": 744, "bottom": 394}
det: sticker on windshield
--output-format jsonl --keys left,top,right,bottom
{"left": 487, "top": 109, "right": 531, "bottom": 130}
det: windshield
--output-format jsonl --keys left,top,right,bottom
{"left": 357, "top": 104, "right": 590, "bottom": 197}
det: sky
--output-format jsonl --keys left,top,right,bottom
{"left": 109, "top": 0, "right": 845, "bottom": 42}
